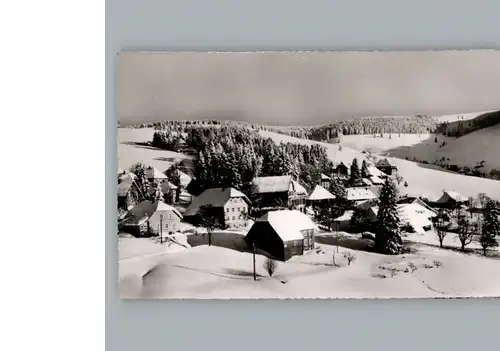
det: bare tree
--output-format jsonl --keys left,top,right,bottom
{"left": 264, "top": 257, "right": 278, "bottom": 277}
{"left": 342, "top": 252, "right": 356, "bottom": 266}
{"left": 454, "top": 208, "right": 477, "bottom": 252}
{"left": 435, "top": 209, "right": 449, "bottom": 248}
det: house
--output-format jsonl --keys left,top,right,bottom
{"left": 120, "top": 200, "right": 183, "bottom": 237}
{"left": 183, "top": 187, "right": 251, "bottom": 229}
{"left": 376, "top": 158, "right": 398, "bottom": 176}
{"left": 335, "top": 162, "right": 349, "bottom": 178}
{"left": 146, "top": 166, "right": 168, "bottom": 183}
{"left": 346, "top": 187, "right": 378, "bottom": 206}
{"left": 397, "top": 197, "right": 437, "bottom": 219}
{"left": 397, "top": 204, "right": 434, "bottom": 234}
{"left": 252, "top": 175, "right": 308, "bottom": 213}
{"left": 436, "top": 190, "right": 468, "bottom": 209}
{"left": 117, "top": 172, "right": 141, "bottom": 210}
{"left": 244, "top": 210, "right": 317, "bottom": 262}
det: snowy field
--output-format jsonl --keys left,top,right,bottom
{"left": 341, "top": 124, "right": 500, "bottom": 175}
{"left": 261, "top": 130, "right": 500, "bottom": 201}
{"left": 119, "top": 231, "right": 500, "bottom": 299}
{"left": 117, "top": 127, "right": 192, "bottom": 172}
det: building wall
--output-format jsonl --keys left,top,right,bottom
{"left": 245, "top": 222, "right": 286, "bottom": 261}
{"left": 223, "top": 197, "right": 249, "bottom": 228}
{"left": 284, "top": 239, "right": 304, "bottom": 261}
{"left": 148, "top": 209, "right": 182, "bottom": 235}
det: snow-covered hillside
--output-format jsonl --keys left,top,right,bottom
{"left": 117, "top": 127, "right": 192, "bottom": 172}
{"left": 261, "top": 130, "right": 500, "bottom": 201}
{"left": 341, "top": 124, "right": 500, "bottom": 177}
{"left": 119, "top": 239, "right": 500, "bottom": 299}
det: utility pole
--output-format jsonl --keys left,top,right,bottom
{"left": 252, "top": 242, "right": 256, "bottom": 281}
{"left": 160, "top": 214, "right": 163, "bottom": 244}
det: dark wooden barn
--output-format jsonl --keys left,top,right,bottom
{"left": 244, "top": 210, "right": 317, "bottom": 262}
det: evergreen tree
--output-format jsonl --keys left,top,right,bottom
{"left": 375, "top": 178, "right": 403, "bottom": 255}
{"left": 361, "top": 159, "right": 370, "bottom": 179}
{"left": 480, "top": 198, "right": 500, "bottom": 255}
{"left": 349, "top": 158, "right": 361, "bottom": 184}
{"left": 328, "top": 177, "right": 348, "bottom": 219}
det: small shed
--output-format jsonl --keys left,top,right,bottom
{"left": 244, "top": 210, "right": 317, "bottom": 262}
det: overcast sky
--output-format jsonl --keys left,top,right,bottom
{"left": 117, "top": 50, "right": 500, "bottom": 126}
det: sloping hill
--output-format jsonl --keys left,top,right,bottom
{"left": 261, "top": 130, "right": 500, "bottom": 201}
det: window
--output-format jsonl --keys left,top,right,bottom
{"left": 232, "top": 216, "right": 235, "bottom": 221}
{"left": 173, "top": 223, "right": 176, "bottom": 228}
{"left": 237, "top": 207, "right": 240, "bottom": 212}
{"left": 226, "top": 208, "right": 229, "bottom": 213}
{"left": 165, "top": 223, "right": 169, "bottom": 229}
{"left": 232, "top": 208, "right": 234, "bottom": 212}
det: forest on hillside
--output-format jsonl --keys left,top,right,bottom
{"left": 151, "top": 125, "right": 334, "bottom": 195}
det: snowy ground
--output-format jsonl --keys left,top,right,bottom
{"left": 341, "top": 124, "right": 500, "bottom": 175}
{"left": 119, "top": 230, "right": 500, "bottom": 299}
{"left": 117, "top": 127, "right": 192, "bottom": 172}
{"left": 261, "top": 130, "right": 500, "bottom": 201}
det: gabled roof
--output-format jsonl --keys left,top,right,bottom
{"left": 367, "top": 164, "right": 386, "bottom": 178}
{"left": 352, "top": 178, "right": 373, "bottom": 187}
{"left": 146, "top": 166, "right": 167, "bottom": 180}
{"left": 291, "top": 180, "right": 308, "bottom": 196}
{"left": 437, "top": 190, "right": 468, "bottom": 203}
{"left": 255, "top": 210, "right": 317, "bottom": 241}
{"left": 117, "top": 174, "right": 137, "bottom": 197}
{"left": 165, "top": 168, "right": 192, "bottom": 188}
{"left": 252, "top": 175, "right": 292, "bottom": 193}
{"left": 183, "top": 187, "right": 250, "bottom": 216}
{"left": 369, "top": 175, "right": 385, "bottom": 185}
{"left": 397, "top": 197, "right": 437, "bottom": 215}
{"left": 308, "top": 185, "right": 336, "bottom": 201}
{"left": 127, "top": 200, "right": 183, "bottom": 222}
{"left": 346, "top": 187, "right": 378, "bottom": 201}
{"left": 376, "top": 158, "right": 397, "bottom": 168}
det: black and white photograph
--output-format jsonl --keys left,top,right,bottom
{"left": 117, "top": 50, "right": 500, "bottom": 299}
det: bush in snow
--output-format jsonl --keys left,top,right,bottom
{"left": 264, "top": 257, "right": 278, "bottom": 277}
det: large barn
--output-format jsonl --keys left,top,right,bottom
{"left": 244, "top": 210, "right": 317, "bottom": 262}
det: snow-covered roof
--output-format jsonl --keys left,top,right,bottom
{"left": 128, "top": 200, "right": 183, "bottom": 221}
{"left": 117, "top": 174, "right": 136, "bottom": 197}
{"left": 183, "top": 187, "right": 250, "bottom": 216}
{"left": 308, "top": 185, "right": 336, "bottom": 201}
{"left": 256, "top": 210, "right": 317, "bottom": 241}
{"left": 346, "top": 187, "right": 378, "bottom": 201}
{"left": 356, "top": 199, "right": 378, "bottom": 210}
{"left": 376, "top": 158, "right": 397, "bottom": 168}
{"left": 366, "top": 164, "right": 386, "bottom": 178}
{"left": 146, "top": 166, "right": 168, "bottom": 180}
{"left": 369, "top": 175, "right": 385, "bottom": 185}
{"left": 397, "top": 198, "right": 437, "bottom": 217}
{"left": 253, "top": 175, "right": 292, "bottom": 193}
{"left": 291, "top": 180, "right": 308, "bottom": 196}
{"left": 334, "top": 210, "right": 354, "bottom": 222}
{"left": 443, "top": 190, "right": 468, "bottom": 202}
